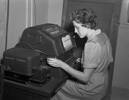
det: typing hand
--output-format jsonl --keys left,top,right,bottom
{"left": 47, "top": 58, "right": 67, "bottom": 68}
{"left": 76, "top": 58, "right": 81, "bottom": 63}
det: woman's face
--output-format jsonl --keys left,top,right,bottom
{"left": 73, "top": 21, "right": 89, "bottom": 38}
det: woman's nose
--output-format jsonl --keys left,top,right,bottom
{"left": 75, "top": 28, "right": 78, "bottom": 33}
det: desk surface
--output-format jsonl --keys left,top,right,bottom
{"left": 3, "top": 68, "right": 68, "bottom": 98}
{"left": 2, "top": 55, "right": 81, "bottom": 100}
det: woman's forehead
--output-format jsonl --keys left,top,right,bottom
{"left": 73, "top": 21, "right": 82, "bottom": 27}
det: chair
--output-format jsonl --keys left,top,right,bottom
{"left": 101, "top": 63, "right": 113, "bottom": 100}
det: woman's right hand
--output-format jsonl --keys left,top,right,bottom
{"left": 47, "top": 58, "right": 68, "bottom": 69}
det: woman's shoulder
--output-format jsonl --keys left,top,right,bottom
{"left": 84, "top": 40, "right": 101, "bottom": 53}
{"left": 95, "top": 32, "right": 108, "bottom": 46}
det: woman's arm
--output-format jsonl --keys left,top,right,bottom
{"left": 47, "top": 58, "right": 96, "bottom": 84}
{"left": 47, "top": 42, "right": 101, "bottom": 83}
{"left": 61, "top": 63, "right": 96, "bottom": 83}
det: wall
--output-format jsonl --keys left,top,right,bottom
{"left": 47, "top": 0, "right": 63, "bottom": 25}
{"left": 113, "top": 0, "right": 129, "bottom": 89}
{"left": 7, "top": 0, "right": 49, "bottom": 49}
{"left": 35, "top": 0, "right": 63, "bottom": 25}
{"left": 7, "top": 0, "right": 27, "bottom": 49}
{"left": 6, "top": 0, "right": 63, "bottom": 49}
{"left": 0, "top": 0, "right": 7, "bottom": 58}
{"left": 34, "top": 0, "right": 48, "bottom": 25}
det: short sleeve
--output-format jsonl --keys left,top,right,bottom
{"left": 83, "top": 42, "right": 101, "bottom": 69}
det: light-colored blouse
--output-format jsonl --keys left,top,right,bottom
{"left": 51, "top": 32, "right": 113, "bottom": 100}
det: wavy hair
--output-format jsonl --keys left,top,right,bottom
{"left": 71, "top": 8, "right": 97, "bottom": 29}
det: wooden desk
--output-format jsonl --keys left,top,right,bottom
{"left": 0, "top": 64, "right": 4, "bottom": 100}
{"left": 3, "top": 68, "right": 68, "bottom": 100}
{"left": 2, "top": 63, "right": 113, "bottom": 100}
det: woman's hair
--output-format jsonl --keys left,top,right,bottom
{"left": 71, "top": 8, "right": 97, "bottom": 29}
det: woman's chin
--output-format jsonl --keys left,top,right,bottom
{"left": 79, "top": 35, "right": 84, "bottom": 38}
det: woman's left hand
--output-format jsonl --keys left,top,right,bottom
{"left": 47, "top": 58, "right": 67, "bottom": 68}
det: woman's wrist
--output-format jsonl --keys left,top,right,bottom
{"left": 61, "top": 63, "right": 69, "bottom": 71}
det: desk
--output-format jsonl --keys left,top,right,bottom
{"left": 3, "top": 68, "right": 68, "bottom": 100}
{"left": 0, "top": 64, "right": 4, "bottom": 100}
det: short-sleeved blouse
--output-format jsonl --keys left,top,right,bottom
{"left": 51, "top": 32, "right": 113, "bottom": 100}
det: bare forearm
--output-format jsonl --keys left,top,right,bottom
{"left": 61, "top": 64, "right": 89, "bottom": 83}
{"left": 47, "top": 57, "right": 94, "bottom": 83}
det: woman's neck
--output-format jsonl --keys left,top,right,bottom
{"left": 87, "top": 29, "right": 101, "bottom": 41}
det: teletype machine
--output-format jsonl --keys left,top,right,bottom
{"left": 2, "top": 23, "right": 82, "bottom": 100}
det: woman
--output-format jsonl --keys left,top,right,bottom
{"left": 47, "top": 8, "right": 113, "bottom": 100}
